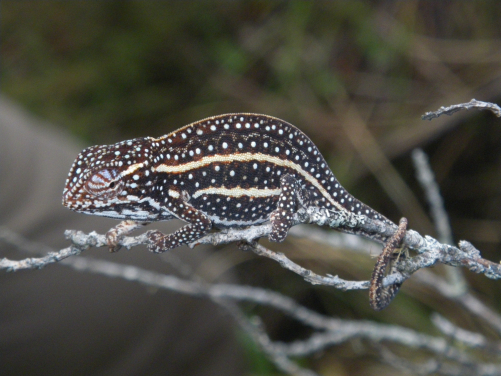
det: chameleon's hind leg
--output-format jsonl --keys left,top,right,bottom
{"left": 269, "top": 174, "right": 299, "bottom": 243}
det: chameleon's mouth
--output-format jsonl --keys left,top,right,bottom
{"left": 61, "top": 189, "right": 73, "bottom": 209}
{"left": 61, "top": 192, "right": 82, "bottom": 211}
{"left": 62, "top": 184, "right": 94, "bottom": 212}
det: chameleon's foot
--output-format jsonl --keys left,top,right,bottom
{"left": 146, "top": 230, "right": 169, "bottom": 253}
{"left": 269, "top": 174, "right": 298, "bottom": 243}
{"left": 369, "top": 217, "right": 408, "bottom": 311}
{"left": 106, "top": 220, "right": 148, "bottom": 252}
{"left": 146, "top": 218, "right": 212, "bottom": 253}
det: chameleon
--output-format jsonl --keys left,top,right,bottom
{"left": 63, "top": 113, "right": 400, "bottom": 309}
{"left": 63, "top": 113, "right": 401, "bottom": 308}
{"left": 62, "top": 113, "right": 397, "bottom": 249}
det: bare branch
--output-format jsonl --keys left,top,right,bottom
{"left": 220, "top": 301, "right": 321, "bottom": 376}
{"left": 379, "top": 345, "right": 501, "bottom": 376}
{"left": 430, "top": 313, "right": 497, "bottom": 352}
{"left": 411, "top": 148, "right": 468, "bottom": 297}
{"left": 413, "top": 271, "right": 501, "bottom": 337}
{"left": 422, "top": 99, "right": 501, "bottom": 120}
{"left": 0, "top": 247, "right": 81, "bottom": 271}
{"left": 411, "top": 148, "right": 453, "bottom": 245}
{"left": 4, "top": 225, "right": 501, "bottom": 374}
{"left": 64, "top": 251, "right": 500, "bottom": 375}
{"left": 0, "top": 226, "right": 84, "bottom": 271}
{"left": 379, "top": 347, "right": 449, "bottom": 376}
{"left": 5, "top": 205, "right": 501, "bottom": 296}
{"left": 0, "top": 228, "right": 492, "bottom": 358}
{"left": 287, "top": 219, "right": 501, "bottom": 339}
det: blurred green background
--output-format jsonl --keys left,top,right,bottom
{"left": 3, "top": 1, "right": 501, "bottom": 374}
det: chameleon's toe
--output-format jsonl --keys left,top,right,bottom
{"left": 105, "top": 230, "right": 122, "bottom": 253}
{"left": 268, "top": 229, "right": 287, "bottom": 243}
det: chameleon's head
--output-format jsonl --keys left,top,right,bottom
{"left": 63, "top": 138, "right": 154, "bottom": 220}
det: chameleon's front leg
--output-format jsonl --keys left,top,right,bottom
{"left": 146, "top": 192, "right": 212, "bottom": 253}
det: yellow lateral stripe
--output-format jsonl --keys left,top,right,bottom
{"left": 192, "top": 187, "right": 281, "bottom": 199}
{"left": 120, "top": 162, "right": 144, "bottom": 177}
{"left": 154, "top": 152, "right": 344, "bottom": 211}
{"left": 168, "top": 189, "right": 180, "bottom": 198}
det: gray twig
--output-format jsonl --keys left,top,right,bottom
{"left": 412, "top": 148, "right": 468, "bottom": 296}
{"left": 411, "top": 148, "right": 453, "bottom": 245}
{"left": 422, "top": 99, "right": 501, "bottom": 120}
{"left": 3, "top": 207, "right": 501, "bottom": 291}
{"left": 430, "top": 313, "right": 495, "bottom": 351}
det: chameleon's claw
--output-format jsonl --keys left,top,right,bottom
{"left": 109, "top": 245, "right": 122, "bottom": 253}
{"left": 105, "top": 230, "right": 123, "bottom": 253}
{"left": 105, "top": 220, "right": 149, "bottom": 253}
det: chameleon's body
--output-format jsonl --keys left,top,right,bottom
{"left": 63, "top": 113, "right": 395, "bottom": 253}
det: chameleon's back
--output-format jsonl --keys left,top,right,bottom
{"left": 63, "top": 113, "right": 392, "bottom": 231}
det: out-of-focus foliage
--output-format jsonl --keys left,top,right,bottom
{"left": 3, "top": 1, "right": 501, "bottom": 375}
{"left": 4, "top": 2, "right": 500, "bottom": 143}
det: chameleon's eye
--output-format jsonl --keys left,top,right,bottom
{"left": 84, "top": 168, "right": 122, "bottom": 198}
